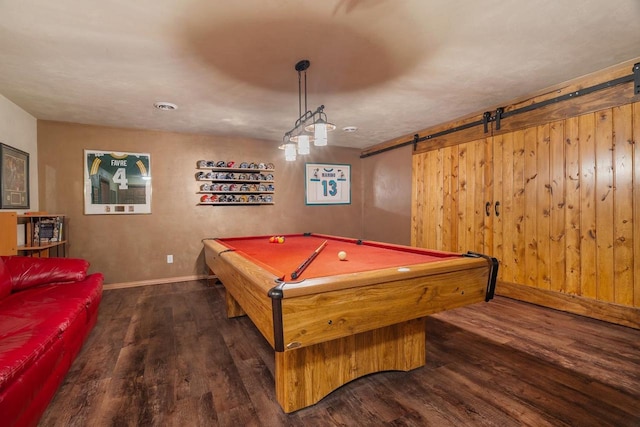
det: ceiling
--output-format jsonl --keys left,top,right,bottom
{"left": 1, "top": 0, "right": 639, "bottom": 151}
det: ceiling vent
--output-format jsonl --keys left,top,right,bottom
{"left": 153, "top": 102, "right": 178, "bottom": 111}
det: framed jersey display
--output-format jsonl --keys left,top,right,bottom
{"left": 305, "top": 163, "right": 351, "bottom": 205}
{"left": 84, "top": 150, "right": 151, "bottom": 214}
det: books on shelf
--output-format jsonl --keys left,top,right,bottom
{"left": 33, "top": 217, "right": 64, "bottom": 244}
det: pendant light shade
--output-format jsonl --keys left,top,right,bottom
{"left": 305, "top": 117, "right": 336, "bottom": 146}
{"left": 284, "top": 143, "right": 297, "bottom": 161}
{"left": 296, "top": 134, "right": 311, "bottom": 154}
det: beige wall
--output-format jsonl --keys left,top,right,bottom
{"left": 37, "top": 121, "right": 365, "bottom": 284}
{"left": 0, "top": 94, "right": 38, "bottom": 212}
{"left": 362, "top": 145, "right": 412, "bottom": 245}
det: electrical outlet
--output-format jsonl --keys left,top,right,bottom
{"left": 167, "top": 255, "right": 173, "bottom": 264}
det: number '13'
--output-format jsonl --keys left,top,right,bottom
{"left": 321, "top": 179, "right": 337, "bottom": 197}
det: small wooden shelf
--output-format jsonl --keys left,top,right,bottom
{"left": 19, "top": 240, "right": 68, "bottom": 251}
{"left": 0, "top": 212, "right": 68, "bottom": 257}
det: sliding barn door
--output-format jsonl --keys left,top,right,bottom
{"left": 490, "top": 106, "right": 637, "bottom": 305}
{"left": 414, "top": 101, "right": 639, "bottom": 313}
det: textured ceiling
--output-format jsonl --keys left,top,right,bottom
{"left": 1, "top": 0, "right": 639, "bottom": 150}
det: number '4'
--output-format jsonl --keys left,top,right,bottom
{"left": 112, "top": 168, "right": 129, "bottom": 189}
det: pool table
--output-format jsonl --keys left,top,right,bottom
{"left": 203, "top": 233, "right": 498, "bottom": 413}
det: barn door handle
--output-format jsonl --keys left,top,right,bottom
{"left": 485, "top": 202, "right": 491, "bottom": 217}
{"left": 495, "top": 201, "right": 501, "bottom": 217}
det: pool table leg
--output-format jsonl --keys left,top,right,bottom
{"left": 274, "top": 318, "right": 426, "bottom": 413}
{"left": 225, "top": 291, "right": 246, "bottom": 318}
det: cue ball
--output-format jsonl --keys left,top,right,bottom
{"left": 338, "top": 251, "right": 347, "bottom": 261}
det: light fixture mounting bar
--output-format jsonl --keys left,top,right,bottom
{"left": 284, "top": 104, "right": 327, "bottom": 139}
{"left": 295, "top": 60, "right": 310, "bottom": 118}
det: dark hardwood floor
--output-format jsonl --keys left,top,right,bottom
{"left": 40, "top": 281, "right": 640, "bottom": 427}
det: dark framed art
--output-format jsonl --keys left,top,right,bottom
{"left": 0, "top": 143, "right": 30, "bottom": 209}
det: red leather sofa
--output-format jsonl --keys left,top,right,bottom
{"left": 0, "top": 256, "right": 103, "bottom": 427}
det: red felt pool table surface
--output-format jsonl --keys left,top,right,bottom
{"left": 216, "top": 233, "right": 460, "bottom": 281}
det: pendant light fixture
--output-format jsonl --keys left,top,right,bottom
{"left": 281, "top": 60, "right": 336, "bottom": 160}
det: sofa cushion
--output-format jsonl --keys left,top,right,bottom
{"left": 0, "top": 258, "right": 10, "bottom": 300}
{"left": 0, "top": 275, "right": 102, "bottom": 394}
{"left": 1, "top": 256, "right": 89, "bottom": 292}
{"left": 0, "top": 334, "right": 66, "bottom": 426}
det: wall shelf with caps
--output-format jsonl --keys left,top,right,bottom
{"left": 196, "top": 160, "right": 275, "bottom": 205}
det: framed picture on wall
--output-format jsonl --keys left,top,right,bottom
{"left": 84, "top": 150, "right": 152, "bottom": 214}
{"left": 0, "top": 143, "right": 30, "bottom": 209}
{"left": 305, "top": 163, "right": 351, "bottom": 205}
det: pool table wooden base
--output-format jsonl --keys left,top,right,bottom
{"left": 273, "top": 317, "right": 425, "bottom": 412}
{"left": 223, "top": 278, "right": 430, "bottom": 412}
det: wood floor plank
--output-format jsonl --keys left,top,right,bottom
{"left": 435, "top": 298, "right": 640, "bottom": 397}
{"left": 39, "top": 281, "right": 640, "bottom": 426}
{"left": 434, "top": 321, "right": 634, "bottom": 426}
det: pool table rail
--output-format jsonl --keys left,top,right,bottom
{"left": 268, "top": 255, "right": 491, "bottom": 299}
{"left": 274, "top": 258, "right": 492, "bottom": 351}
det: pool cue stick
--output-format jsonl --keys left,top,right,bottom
{"left": 290, "top": 240, "right": 328, "bottom": 280}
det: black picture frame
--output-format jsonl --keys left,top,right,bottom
{"left": 0, "top": 143, "right": 30, "bottom": 209}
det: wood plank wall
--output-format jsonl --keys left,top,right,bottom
{"left": 406, "top": 60, "right": 640, "bottom": 329}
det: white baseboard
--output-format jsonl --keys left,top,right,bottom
{"left": 103, "top": 274, "right": 217, "bottom": 290}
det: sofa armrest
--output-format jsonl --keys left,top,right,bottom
{"left": 0, "top": 256, "right": 90, "bottom": 292}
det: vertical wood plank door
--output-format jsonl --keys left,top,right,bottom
{"left": 612, "top": 104, "right": 634, "bottom": 306}
{"left": 579, "top": 113, "right": 598, "bottom": 300}
{"left": 536, "top": 123, "right": 552, "bottom": 291}
{"left": 456, "top": 143, "right": 468, "bottom": 253}
{"left": 633, "top": 102, "right": 640, "bottom": 308}
{"left": 442, "top": 145, "right": 459, "bottom": 252}
{"left": 564, "top": 116, "right": 582, "bottom": 296}
{"left": 496, "top": 132, "right": 514, "bottom": 284}
{"left": 491, "top": 134, "right": 503, "bottom": 282}
{"left": 595, "top": 109, "right": 615, "bottom": 303}
{"left": 411, "top": 154, "right": 426, "bottom": 248}
{"left": 511, "top": 130, "right": 527, "bottom": 286}
{"left": 549, "top": 120, "right": 566, "bottom": 294}
{"left": 523, "top": 126, "right": 539, "bottom": 288}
